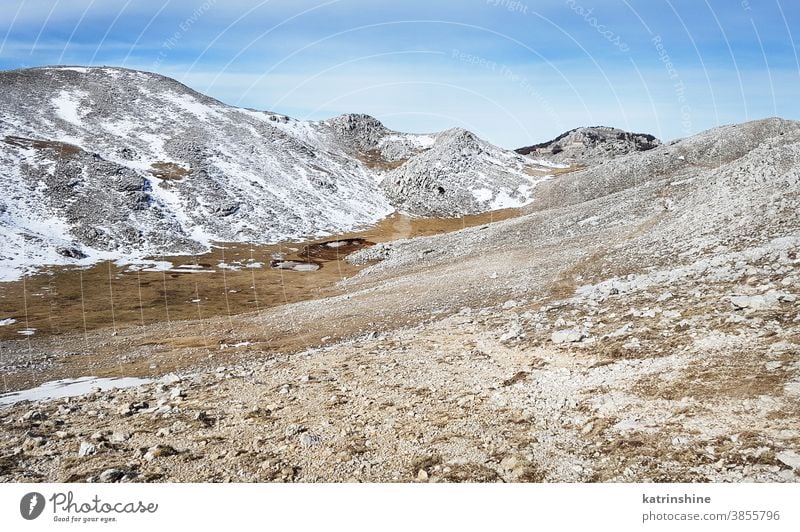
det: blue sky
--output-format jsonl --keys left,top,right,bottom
{"left": 1, "top": 0, "right": 798, "bottom": 148}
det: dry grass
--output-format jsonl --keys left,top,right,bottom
{"left": 150, "top": 162, "right": 191, "bottom": 180}
{"left": 4, "top": 135, "right": 82, "bottom": 159}
{"left": 357, "top": 149, "right": 408, "bottom": 171}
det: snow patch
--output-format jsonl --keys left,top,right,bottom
{"left": 471, "top": 188, "right": 493, "bottom": 203}
{"left": 0, "top": 376, "right": 152, "bottom": 407}
{"left": 52, "top": 90, "right": 85, "bottom": 126}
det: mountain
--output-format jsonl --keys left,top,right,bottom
{"left": 515, "top": 126, "right": 660, "bottom": 164}
{"left": 0, "top": 66, "right": 556, "bottom": 280}
{"left": 3, "top": 117, "right": 798, "bottom": 482}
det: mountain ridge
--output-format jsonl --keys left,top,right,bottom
{"left": 0, "top": 66, "right": 561, "bottom": 280}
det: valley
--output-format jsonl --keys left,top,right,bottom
{"left": 0, "top": 67, "right": 798, "bottom": 484}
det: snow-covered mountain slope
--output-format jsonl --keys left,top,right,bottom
{"left": 0, "top": 66, "right": 554, "bottom": 280}
{"left": 381, "top": 128, "right": 550, "bottom": 216}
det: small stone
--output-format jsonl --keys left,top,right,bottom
{"left": 299, "top": 433, "right": 321, "bottom": 448}
{"left": 99, "top": 469, "right": 125, "bottom": 483}
{"left": 656, "top": 291, "right": 673, "bottom": 302}
{"left": 729, "top": 293, "right": 781, "bottom": 311}
{"left": 500, "top": 321, "right": 524, "bottom": 342}
{"left": 284, "top": 424, "right": 302, "bottom": 438}
{"left": 22, "top": 410, "right": 46, "bottom": 422}
{"left": 417, "top": 469, "right": 429, "bottom": 481}
{"left": 144, "top": 444, "right": 177, "bottom": 461}
{"left": 22, "top": 437, "right": 46, "bottom": 450}
{"left": 551, "top": 329, "right": 585, "bottom": 344}
{"left": 776, "top": 451, "right": 800, "bottom": 470}
{"left": 160, "top": 374, "right": 182, "bottom": 385}
{"left": 109, "top": 432, "right": 130, "bottom": 443}
{"left": 78, "top": 442, "right": 97, "bottom": 457}
{"left": 502, "top": 300, "right": 518, "bottom": 310}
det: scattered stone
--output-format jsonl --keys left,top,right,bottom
{"left": 78, "top": 442, "right": 97, "bottom": 457}
{"left": 551, "top": 329, "right": 585, "bottom": 344}
{"left": 169, "top": 387, "right": 186, "bottom": 400}
{"left": 776, "top": 451, "right": 800, "bottom": 470}
{"left": 144, "top": 445, "right": 177, "bottom": 461}
{"left": 98, "top": 469, "right": 125, "bottom": 483}
{"left": 299, "top": 433, "right": 322, "bottom": 448}
{"left": 22, "top": 437, "right": 46, "bottom": 450}
{"left": 729, "top": 292, "right": 784, "bottom": 311}
{"left": 109, "top": 431, "right": 130, "bottom": 443}
{"left": 500, "top": 321, "right": 524, "bottom": 342}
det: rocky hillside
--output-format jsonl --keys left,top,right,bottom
{"left": 381, "top": 128, "right": 546, "bottom": 217}
{"left": 1, "top": 117, "right": 797, "bottom": 483}
{"left": 0, "top": 66, "right": 554, "bottom": 280}
{"left": 516, "top": 126, "right": 660, "bottom": 164}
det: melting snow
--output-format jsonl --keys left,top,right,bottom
{"left": 0, "top": 376, "right": 152, "bottom": 407}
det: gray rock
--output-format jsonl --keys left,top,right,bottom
{"left": 500, "top": 321, "right": 524, "bottom": 342}
{"left": 299, "top": 432, "right": 322, "bottom": 448}
{"left": 776, "top": 451, "right": 800, "bottom": 470}
{"left": 98, "top": 469, "right": 125, "bottom": 483}
{"left": 78, "top": 441, "right": 97, "bottom": 457}
{"left": 551, "top": 329, "right": 586, "bottom": 344}
{"left": 109, "top": 431, "right": 130, "bottom": 443}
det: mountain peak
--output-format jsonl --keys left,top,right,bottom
{"left": 516, "top": 126, "right": 660, "bottom": 163}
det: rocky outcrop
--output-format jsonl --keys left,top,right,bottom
{"left": 516, "top": 126, "right": 660, "bottom": 164}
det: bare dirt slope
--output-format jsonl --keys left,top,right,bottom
{"left": 0, "top": 118, "right": 798, "bottom": 483}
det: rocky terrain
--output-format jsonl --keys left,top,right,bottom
{"left": 0, "top": 66, "right": 557, "bottom": 281}
{"left": 516, "top": 125, "right": 660, "bottom": 165}
{"left": 0, "top": 115, "right": 798, "bottom": 483}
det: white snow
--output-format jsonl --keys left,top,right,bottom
{"left": 0, "top": 376, "right": 152, "bottom": 407}
{"left": 0, "top": 318, "right": 17, "bottom": 326}
{"left": 471, "top": 188, "right": 494, "bottom": 203}
{"left": 52, "top": 67, "right": 91, "bottom": 74}
{"left": 490, "top": 190, "right": 522, "bottom": 210}
{"left": 525, "top": 158, "right": 570, "bottom": 169}
{"left": 162, "top": 92, "right": 221, "bottom": 122}
{"left": 52, "top": 90, "right": 85, "bottom": 126}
